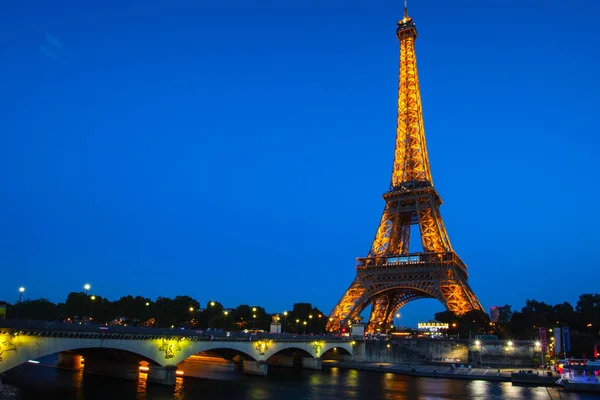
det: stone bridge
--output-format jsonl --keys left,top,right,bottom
{"left": 0, "top": 321, "right": 360, "bottom": 385}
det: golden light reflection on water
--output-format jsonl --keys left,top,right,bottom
{"left": 499, "top": 381, "right": 524, "bottom": 399}
{"left": 345, "top": 369, "right": 359, "bottom": 387}
{"left": 70, "top": 369, "right": 83, "bottom": 398}
{"left": 136, "top": 372, "right": 147, "bottom": 400}
{"left": 329, "top": 367, "right": 340, "bottom": 386}
{"left": 172, "top": 377, "right": 185, "bottom": 400}
{"left": 248, "top": 385, "right": 269, "bottom": 400}
{"left": 468, "top": 379, "right": 489, "bottom": 397}
{"left": 381, "top": 372, "right": 409, "bottom": 399}
{"left": 309, "top": 372, "right": 324, "bottom": 386}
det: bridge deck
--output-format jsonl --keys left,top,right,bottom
{"left": 0, "top": 320, "right": 355, "bottom": 343}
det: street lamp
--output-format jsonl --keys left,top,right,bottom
{"left": 395, "top": 313, "right": 401, "bottom": 329}
{"left": 188, "top": 307, "right": 194, "bottom": 329}
{"left": 283, "top": 311, "right": 288, "bottom": 333}
{"left": 83, "top": 284, "right": 91, "bottom": 323}
{"left": 309, "top": 314, "right": 313, "bottom": 334}
{"left": 303, "top": 321, "right": 307, "bottom": 334}
{"left": 210, "top": 301, "right": 215, "bottom": 307}
{"left": 17, "top": 287, "right": 25, "bottom": 319}
{"left": 253, "top": 314, "right": 257, "bottom": 330}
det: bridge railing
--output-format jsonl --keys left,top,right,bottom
{"left": 0, "top": 319, "right": 354, "bottom": 342}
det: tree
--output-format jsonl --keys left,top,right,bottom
{"left": 65, "top": 292, "right": 87, "bottom": 320}
{"left": 570, "top": 332, "right": 595, "bottom": 358}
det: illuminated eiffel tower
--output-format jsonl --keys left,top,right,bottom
{"left": 327, "top": 4, "right": 484, "bottom": 334}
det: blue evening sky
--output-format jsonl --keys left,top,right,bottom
{"left": 1, "top": 0, "right": 598, "bottom": 327}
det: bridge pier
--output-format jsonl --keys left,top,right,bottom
{"left": 147, "top": 366, "right": 178, "bottom": 386}
{"left": 57, "top": 352, "right": 82, "bottom": 371}
{"left": 352, "top": 341, "right": 366, "bottom": 362}
{"left": 83, "top": 358, "right": 139, "bottom": 381}
{"left": 301, "top": 357, "right": 322, "bottom": 370}
{"left": 243, "top": 361, "right": 268, "bottom": 376}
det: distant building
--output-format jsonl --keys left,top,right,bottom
{"left": 0, "top": 301, "right": 6, "bottom": 320}
{"left": 417, "top": 322, "right": 449, "bottom": 338}
{"left": 490, "top": 306, "right": 500, "bottom": 323}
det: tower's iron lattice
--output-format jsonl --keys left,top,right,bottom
{"left": 327, "top": 7, "right": 484, "bottom": 334}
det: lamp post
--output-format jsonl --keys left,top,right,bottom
{"left": 309, "top": 314, "right": 313, "bottom": 334}
{"left": 474, "top": 340, "right": 484, "bottom": 365}
{"left": 223, "top": 310, "right": 229, "bottom": 330}
{"left": 283, "top": 311, "right": 288, "bottom": 334}
{"left": 395, "top": 313, "right": 401, "bottom": 330}
{"left": 145, "top": 302, "right": 156, "bottom": 328}
{"left": 89, "top": 295, "right": 96, "bottom": 322}
{"left": 17, "top": 287, "right": 25, "bottom": 319}
{"left": 189, "top": 307, "right": 194, "bottom": 330}
{"left": 303, "top": 321, "right": 307, "bottom": 334}
{"left": 83, "top": 284, "right": 91, "bottom": 323}
{"left": 252, "top": 307, "right": 257, "bottom": 330}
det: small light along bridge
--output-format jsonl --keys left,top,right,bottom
{"left": 0, "top": 320, "right": 360, "bottom": 385}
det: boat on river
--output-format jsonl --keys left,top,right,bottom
{"left": 557, "top": 360, "right": 600, "bottom": 393}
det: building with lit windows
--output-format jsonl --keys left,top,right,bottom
{"left": 417, "top": 322, "right": 449, "bottom": 338}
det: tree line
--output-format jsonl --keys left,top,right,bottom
{"left": 4, "top": 292, "right": 328, "bottom": 334}
{"left": 434, "top": 293, "right": 600, "bottom": 358}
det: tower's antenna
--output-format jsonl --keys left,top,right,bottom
{"left": 404, "top": 0, "right": 409, "bottom": 18}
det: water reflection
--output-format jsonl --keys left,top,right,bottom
{"left": 248, "top": 385, "right": 270, "bottom": 400}
{"left": 469, "top": 379, "right": 489, "bottom": 397}
{"left": 345, "top": 369, "right": 359, "bottom": 387}
{"left": 2, "top": 361, "right": 596, "bottom": 400}
{"left": 172, "top": 377, "right": 185, "bottom": 400}
{"left": 382, "top": 372, "right": 410, "bottom": 400}
{"left": 135, "top": 372, "right": 147, "bottom": 400}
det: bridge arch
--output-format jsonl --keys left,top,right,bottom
{"left": 321, "top": 344, "right": 353, "bottom": 360}
{"left": 320, "top": 343, "right": 353, "bottom": 358}
{"left": 168, "top": 341, "right": 259, "bottom": 366}
{"left": 0, "top": 334, "right": 166, "bottom": 374}
{"left": 265, "top": 346, "right": 313, "bottom": 360}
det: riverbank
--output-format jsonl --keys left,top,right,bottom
{"left": 322, "top": 360, "right": 559, "bottom": 386}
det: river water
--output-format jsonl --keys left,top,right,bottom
{"left": 0, "top": 359, "right": 593, "bottom": 400}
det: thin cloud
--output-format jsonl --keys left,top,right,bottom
{"left": 40, "top": 45, "right": 59, "bottom": 60}
{"left": 45, "top": 33, "right": 63, "bottom": 49}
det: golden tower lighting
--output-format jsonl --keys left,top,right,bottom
{"left": 327, "top": 4, "right": 484, "bottom": 334}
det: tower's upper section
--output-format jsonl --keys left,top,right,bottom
{"left": 396, "top": 5, "right": 417, "bottom": 40}
{"left": 390, "top": 4, "right": 433, "bottom": 191}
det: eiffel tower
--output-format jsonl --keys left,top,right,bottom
{"left": 327, "top": 4, "right": 484, "bottom": 334}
